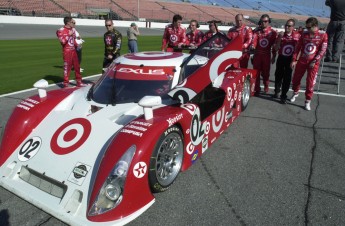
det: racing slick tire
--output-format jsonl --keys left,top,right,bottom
{"left": 149, "top": 125, "right": 184, "bottom": 193}
{"left": 241, "top": 77, "right": 251, "bottom": 111}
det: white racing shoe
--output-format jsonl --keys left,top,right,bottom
{"left": 290, "top": 92, "right": 299, "bottom": 102}
{"left": 305, "top": 100, "right": 311, "bottom": 111}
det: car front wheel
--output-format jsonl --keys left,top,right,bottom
{"left": 241, "top": 77, "right": 251, "bottom": 111}
{"left": 149, "top": 125, "right": 184, "bottom": 193}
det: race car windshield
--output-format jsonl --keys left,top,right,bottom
{"left": 91, "top": 64, "right": 175, "bottom": 104}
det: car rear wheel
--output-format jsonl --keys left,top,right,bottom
{"left": 241, "top": 77, "right": 250, "bottom": 111}
{"left": 149, "top": 126, "right": 183, "bottom": 193}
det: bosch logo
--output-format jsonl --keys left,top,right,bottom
{"left": 118, "top": 68, "right": 165, "bottom": 75}
{"left": 282, "top": 45, "right": 294, "bottom": 56}
{"left": 304, "top": 43, "right": 316, "bottom": 55}
{"left": 51, "top": 118, "right": 91, "bottom": 155}
{"left": 259, "top": 39, "right": 269, "bottom": 48}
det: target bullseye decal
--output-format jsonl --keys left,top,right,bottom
{"left": 282, "top": 45, "right": 294, "bottom": 56}
{"left": 51, "top": 118, "right": 91, "bottom": 155}
{"left": 259, "top": 38, "right": 269, "bottom": 48}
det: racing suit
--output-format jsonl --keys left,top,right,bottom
{"left": 56, "top": 26, "right": 81, "bottom": 86}
{"left": 186, "top": 29, "right": 204, "bottom": 47}
{"left": 274, "top": 31, "right": 301, "bottom": 100}
{"left": 252, "top": 26, "right": 278, "bottom": 93}
{"left": 103, "top": 28, "right": 122, "bottom": 68}
{"left": 162, "top": 24, "right": 186, "bottom": 52}
{"left": 227, "top": 25, "right": 253, "bottom": 68}
{"left": 292, "top": 29, "right": 328, "bottom": 101}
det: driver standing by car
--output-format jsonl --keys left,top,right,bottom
{"left": 227, "top": 14, "right": 253, "bottom": 68}
{"left": 161, "top": 14, "right": 187, "bottom": 52}
{"left": 103, "top": 19, "right": 122, "bottom": 70}
{"left": 56, "top": 16, "right": 83, "bottom": 87}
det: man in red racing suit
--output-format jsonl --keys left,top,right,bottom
{"left": 251, "top": 14, "right": 277, "bottom": 95}
{"left": 227, "top": 14, "right": 253, "bottom": 68}
{"left": 290, "top": 17, "right": 328, "bottom": 111}
{"left": 162, "top": 14, "right": 186, "bottom": 52}
{"left": 56, "top": 16, "right": 82, "bottom": 87}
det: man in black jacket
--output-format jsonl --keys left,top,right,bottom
{"left": 103, "top": 19, "right": 122, "bottom": 69}
{"left": 325, "top": 0, "right": 345, "bottom": 63}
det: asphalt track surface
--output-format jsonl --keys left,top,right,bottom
{"left": 1, "top": 24, "right": 345, "bottom": 226}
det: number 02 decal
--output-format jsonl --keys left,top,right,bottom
{"left": 18, "top": 137, "right": 42, "bottom": 162}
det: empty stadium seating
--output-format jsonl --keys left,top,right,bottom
{"left": 0, "top": 0, "right": 330, "bottom": 26}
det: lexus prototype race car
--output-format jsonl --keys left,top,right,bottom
{"left": 0, "top": 33, "right": 257, "bottom": 226}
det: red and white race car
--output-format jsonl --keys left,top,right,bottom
{"left": 0, "top": 33, "right": 257, "bottom": 225}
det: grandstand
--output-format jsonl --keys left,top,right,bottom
{"left": 0, "top": 0, "right": 330, "bottom": 27}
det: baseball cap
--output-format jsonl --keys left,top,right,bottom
{"left": 131, "top": 23, "right": 137, "bottom": 27}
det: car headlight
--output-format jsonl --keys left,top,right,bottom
{"left": 88, "top": 145, "right": 136, "bottom": 216}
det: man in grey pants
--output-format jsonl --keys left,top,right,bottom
{"left": 325, "top": 0, "right": 345, "bottom": 63}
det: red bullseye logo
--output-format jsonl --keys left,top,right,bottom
{"left": 259, "top": 38, "right": 269, "bottom": 48}
{"left": 51, "top": 118, "right": 91, "bottom": 155}
{"left": 282, "top": 45, "right": 294, "bottom": 56}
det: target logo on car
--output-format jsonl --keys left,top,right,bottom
{"left": 50, "top": 118, "right": 91, "bottom": 155}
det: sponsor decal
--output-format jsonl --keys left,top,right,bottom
{"left": 16, "top": 98, "right": 39, "bottom": 111}
{"left": 230, "top": 99, "right": 235, "bottom": 108}
{"left": 121, "top": 120, "right": 152, "bottom": 137}
{"left": 234, "top": 90, "right": 238, "bottom": 101}
{"left": 18, "top": 137, "right": 42, "bottom": 162}
{"left": 186, "top": 142, "right": 195, "bottom": 155}
{"left": 181, "top": 103, "right": 197, "bottom": 115}
{"left": 225, "top": 111, "right": 233, "bottom": 122}
{"left": 212, "top": 107, "right": 225, "bottom": 133}
{"left": 227, "top": 87, "right": 233, "bottom": 101}
{"left": 133, "top": 162, "right": 147, "bottom": 178}
{"left": 118, "top": 68, "right": 165, "bottom": 75}
{"left": 167, "top": 113, "right": 183, "bottom": 127}
{"left": 68, "top": 162, "right": 91, "bottom": 186}
{"left": 202, "top": 137, "right": 208, "bottom": 153}
{"left": 51, "top": 118, "right": 91, "bottom": 155}
{"left": 191, "top": 150, "right": 199, "bottom": 164}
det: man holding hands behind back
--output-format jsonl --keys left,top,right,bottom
{"left": 103, "top": 19, "right": 122, "bottom": 70}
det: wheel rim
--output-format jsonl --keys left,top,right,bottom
{"left": 155, "top": 133, "right": 183, "bottom": 186}
{"left": 242, "top": 79, "right": 250, "bottom": 108}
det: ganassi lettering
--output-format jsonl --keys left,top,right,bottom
{"left": 131, "top": 121, "right": 152, "bottom": 127}
{"left": 167, "top": 114, "right": 183, "bottom": 127}
{"left": 16, "top": 98, "right": 39, "bottom": 111}
{"left": 118, "top": 68, "right": 165, "bottom": 75}
{"left": 121, "top": 129, "right": 143, "bottom": 137}
{"left": 126, "top": 124, "right": 147, "bottom": 132}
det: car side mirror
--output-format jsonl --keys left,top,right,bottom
{"left": 138, "top": 96, "right": 162, "bottom": 120}
{"left": 33, "top": 79, "right": 48, "bottom": 99}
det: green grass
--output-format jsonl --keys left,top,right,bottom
{"left": 0, "top": 36, "right": 162, "bottom": 95}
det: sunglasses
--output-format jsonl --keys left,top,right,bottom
{"left": 285, "top": 24, "right": 293, "bottom": 27}
{"left": 105, "top": 24, "right": 112, "bottom": 27}
{"left": 71, "top": 22, "right": 75, "bottom": 24}
{"left": 261, "top": 20, "right": 269, "bottom": 23}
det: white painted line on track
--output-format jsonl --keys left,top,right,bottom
{"left": 0, "top": 74, "right": 102, "bottom": 98}
{"left": 263, "top": 86, "right": 345, "bottom": 98}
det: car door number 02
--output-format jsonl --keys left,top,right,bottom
{"left": 18, "top": 137, "right": 42, "bottom": 162}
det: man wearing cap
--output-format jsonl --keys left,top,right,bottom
{"left": 127, "top": 22, "right": 140, "bottom": 53}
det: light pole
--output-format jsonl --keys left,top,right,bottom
{"left": 137, "top": 0, "right": 139, "bottom": 19}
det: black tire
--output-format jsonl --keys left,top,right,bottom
{"left": 241, "top": 77, "right": 251, "bottom": 111}
{"left": 149, "top": 125, "right": 184, "bottom": 193}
